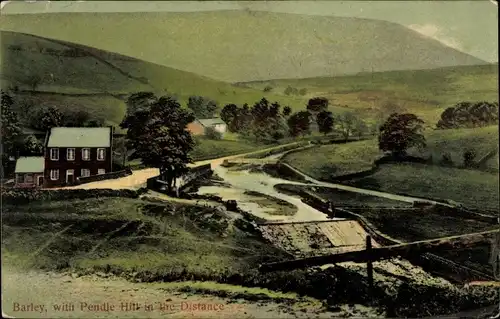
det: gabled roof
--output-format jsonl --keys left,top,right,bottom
{"left": 47, "top": 127, "right": 111, "bottom": 148}
{"left": 197, "top": 118, "right": 226, "bottom": 127}
{"left": 15, "top": 157, "right": 45, "bottom": 173}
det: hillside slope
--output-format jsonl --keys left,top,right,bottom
{"left": 0, "top": 31, "right": 303, "bottom": 126}
{"left": 0, "top": 11, "right": 487, "bottom": 82}
{"left": 241, "top": 64, "right": 499, "bottom": 125}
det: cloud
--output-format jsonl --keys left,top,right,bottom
{"left": 408, "top": 23, "right": 463, "bottom": 51}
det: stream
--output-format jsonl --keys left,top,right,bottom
{"left": 196, "top": 162, "right": 335, "bottom": 222}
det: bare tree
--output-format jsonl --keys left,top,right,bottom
{"left": 26, "top": 74, "right": 42, "bottom": 91}
{"left": 336, "top": 112, "right": 359, "bottom": 142}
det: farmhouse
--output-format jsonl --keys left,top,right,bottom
{"left": 187, "top": 118, "right": 227, "bottom": 136}
{"left": 43, "top": 127, "right": 113, "bottom": 187}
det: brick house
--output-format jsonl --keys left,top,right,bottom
{"left": 14, "top": 157, "right": 45, "bottom": 188}
{"left": 43, "top": 127, "right": 113, "bottom": 187}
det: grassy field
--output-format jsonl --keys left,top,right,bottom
{"left": 283, "top": 126, "right": 499, "bottom": 180}
{"left": 190, "top": 137, "right": 264, "bottom": 161}
{"left": 1, "top": 198, "right": 287, "bottom": 276}
{"left": 282, "top": 139, "right": 381, "bottom": 180}
{"left": 344, "top": 163, "right": 499, "bottom": 211}
{"left": 244, "top": 64, "right": 498, "bottom": 126}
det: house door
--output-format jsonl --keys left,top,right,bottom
{"left": 37, "top": 176, "right": 44, "bottom": 187}
{"left": 66, "top": 170, "right": 74, "bottom": 184}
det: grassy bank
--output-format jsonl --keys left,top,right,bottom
{"left": 343, "top": 163, "right": 499, "bottom": 211}
{"left": 2, "top": 198, "right": 284, "bottom": 274}
{"left": 275, "top": 184, "right": 410, "bottom": 208}
{"left": 282, "top": 126, "right": 498, "bottom": 181}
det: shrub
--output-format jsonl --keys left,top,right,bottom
{"left": 205, "top": 127, "right": 223, "bottom": 140}
{"left": 263, "top": 85, "right": 273, "bottom": 92}
{"left": 463, "top": 149, "right": 477, "bottom": 168}
{"left": 1, "top": 188, "right": 146, "bottom": 205}
{"left": 440, "top": 153, "right": 453, "bottom": 166}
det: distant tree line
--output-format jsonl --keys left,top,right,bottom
{"left": 220, "top": 96, "right": 370, "bottom": 143}
{"left": 220, "top": 98, "right": 289, "bottom": 144}
{"left": 27, "top": 106, "right": 105, "bottom": 131}
{"left": 284, "top": 86, "right": 307, "bottom": 96}
{"left": 436, "top": 101, "right": 498, "bottom": 129}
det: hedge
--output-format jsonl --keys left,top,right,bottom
{"left": 1, "top": 188, "right": 148, "bottom": 205}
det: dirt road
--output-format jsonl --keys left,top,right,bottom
{"left": 62, "top": 144, "right": 303, "bottom": 190}
{"left": 1, "top": 266, "right": 364, "bottom": 319}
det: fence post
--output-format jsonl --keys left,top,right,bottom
{"left": 366, "top": 235, "right": 374, "bottom": 301}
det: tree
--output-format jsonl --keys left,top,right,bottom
{"left": 336, "top": 112, "right": 359, "bottom": 142}
{"left": 287, "top": 111, "right": 311, "bottom": 137}
{"left": 378, "top": 113, "right": 426, "bottom": 157}
{"left": 436, "top": 101, "right": 498, "bottom": 129}
{"left": 120, "top": 93, "right": 195, "bottom": 193}
{"left": 316, "top": 110, "right": 334, "bottom": 135}
{"left": 263, "top": 85, "right": 273, "bottom": 92}
{"left": 84, "top": 118, "right": 104, "bottom": 127}
{"left": 20, "top": 135, "right": 43, "bottom": 156}
{"left": 307, "top": 97, "right": 328, "bottom": 113}
{"left": 112, "top": 136, "right": 128, "bottom": 169}
{"left": 220, "top": 103, "right": 239, "bottom": 132}
{"left": 63, "top": 110, "right": 91, "bottom": 127}
{"left": 299, "top": 88, "right": 308, "bottom": 96}
{"left": 26, "top": 74, "right": 42, "bottom": 91}
{"left": 463, "top": 149, "right": 477, "bottom": 168}
{"left": 32, "top": 106, "right": 63, "bottom": 131}
{"left": 236, "top": 103, "right": 252, "bottom": 134}
{"left": 282, "top": 106, "right": 292, "bottom": 117}
{"left": 284, "top": 86, "right": 295, "bottom": 96}
{"left": 354, "top": 119, "right": 368, "bottom": 139}
{"left": 1, "top": 91, "right": 22, "bottom": 176}
{"left": 187, "top": 96, "right": 217, "bottom": 119}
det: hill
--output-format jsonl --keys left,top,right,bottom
{"left": 0, "top": 31, "right": 303, "bottom": 127}
{"left": 242, "top": 64, "right": 499, "bottom": 126}
{"left": 0, "top": 11, "right": 487, "bottom": 82}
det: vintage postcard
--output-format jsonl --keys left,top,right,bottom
{"left": 1, "top": 1, "right": 499, "bottom": 318}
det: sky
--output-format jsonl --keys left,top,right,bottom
{"left": 1, "top": 1, "right": 498, "bottom": 62}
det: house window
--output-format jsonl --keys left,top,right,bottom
{"left": 98, "top": 169, "right": 105, "bottom": 175}
{"left": 50, "top": 148, "right": 59, "bottom": 161}
{"left": 50, "top": 169, "right": 59, "bottom": 181}
{"left": 67, "top": 148, "right": 75, "bottom": 161}
{"left": 97, "top": 148, "right": 106, "bottom": 161}
{"left": 16, "top": 174, "right": 24, "bottom": 184}
{"left": 82, "top": 148, "right": 90, "bottom": 161}
{"left": 25, "top": 174, "right": 34, "bottom": 183}
{"left": 81, "top": 169, "right": 91, "bottom": 177}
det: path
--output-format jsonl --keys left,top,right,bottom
{"left": 278, "top": 163, "right": 452, "bottom": 206}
